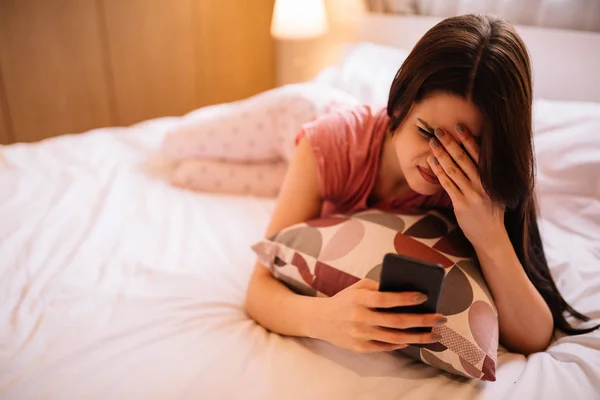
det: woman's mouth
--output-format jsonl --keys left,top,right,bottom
{"left": 417, "top": 166, "right": 439, "bottom": 185}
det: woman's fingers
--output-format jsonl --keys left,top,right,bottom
{"left": 430, "top": 136, "right": 483, "bottom": 201}
{"left": 365, "top": 310, "right": 447, "bottom": 330}
{"left": 353, "top": 340, "right": 408, "bottom": 353}
{"left": 354, "top": 325, "right": 442, "bottom": 345}
{"left": 432, "top": 127, "right": 479, "bottom": 184}
{"left": 357, "top": 288, "right": 428, "bottom": 309}
{"left": 427, "top": 154, "right": 463, "bottom": 204}
{"left": 352, "top": 278, "right": 380, "bottom": 291}
{"left": 455, "top": 123, "right": 480, "bottom": 165}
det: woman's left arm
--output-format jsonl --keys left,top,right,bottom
{"left": 427, "top": 124, "right": 553, "bottom": 355}
{"left": 469, "top": 227, "right": 553, "bottom": 354}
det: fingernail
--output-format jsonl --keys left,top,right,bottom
{"left": 430, "top": 138, "right": 439, "bottom": 148}
{"left": 432, "top": 333, "right": 443, "bottom": 341}
{"left": 433, "top": 157, "right": 439, "bottom": 165}
{"left": 456, "top": 124, "right": 465, "bottom": 134}
{"left": 414, "top": 294, "right": 428, "bottom": 303}
{"left": 434, "top": 128, "right": 445, "bottom": 138}
{"left": 435, "top": 316, "right": 447, "bottom": 326}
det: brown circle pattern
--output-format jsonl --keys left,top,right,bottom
{"left": 275, "top": 226, "right": 322, "bottom": 258}
{"left": 469, "top": 301, "right": 498, "bottom": 357}
{"left": 320, "top": 219, "right": 365, "bottom": 262}
{"left": 394, "top": 232, "right": 454, "bottom": 268}
{"left": 273, "top": 256, "right": 286, "bottom": 267}
{"left": 433, "top": 227, "right": 474, "bottom": 258}
{"left": 397, "top": 344, "right": 421, "bottom": 360}
{"left": 365, "top": 264, "right": 382, "bottom": 281}
{"left": 353, "top": 211, "right": 406, "bottom": 232}
{"left": 403, "top": 214, "right": 448, "bottom": 238}
{"left": 457, "top": 260, "right": 494, "bottom": 304}
{"left": 482, "top": 356, "right": 496, "bottom": 381}
{"left": 424, "top": 342, "right": 447, "bottom": 352}
{"left": 306, "top": 216, "right": 348, "bottom": 228}
{"left": 437, "top": 267, "right": 473, "bottom": 316}
{"left": 421, "top": 351, "right": 467, "bottom": 378}
{"left": 460, "top": 357, "right": 482, "bottom": 378}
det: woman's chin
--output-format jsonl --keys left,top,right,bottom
{"left": 408, "top": 178, "right": 441, "bottom": 196}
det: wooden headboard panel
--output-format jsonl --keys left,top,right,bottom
{"left": 0, "top": 0, "right": 276, "bottom": 144}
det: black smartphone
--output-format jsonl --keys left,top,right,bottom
{"left": 377, "top": 253, "right": 446, "bottom": 334}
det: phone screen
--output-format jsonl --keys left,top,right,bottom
{"left": 377, "top": 253, "right": 446, "bottom": 334}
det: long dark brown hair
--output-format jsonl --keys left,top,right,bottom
{"left": 387, "top": 14, "right": 598, "bottom": 335}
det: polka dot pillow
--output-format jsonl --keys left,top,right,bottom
{"left": 252, "top": 209, "right": 499, "bottom": 381}
{"left": 160, "top": 82, "right": 358, "bottom": 164}
{"left": 171, "top": 159, "right": 286, "bottom": 197}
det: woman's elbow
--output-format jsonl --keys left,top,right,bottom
{"left": 244, "top": 279, "right": 260, "bottom": 318}
{"left": 502, "top": 321, "right": 554, "bottom": 355}
{"left": 244, "top": 265, "right": 270, "bottom": 318}
{"left": 511, "top": 335, "right": 552, "bottom": 356}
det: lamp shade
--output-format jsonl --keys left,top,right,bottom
{"left": 271, "top": 0, "right": 328, "bottom": 39}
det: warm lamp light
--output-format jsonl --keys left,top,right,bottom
{"left": 271, "top": 0, "right": 328, "bottom": 39}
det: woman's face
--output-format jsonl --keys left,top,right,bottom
{"left": 392, "top": 92, "right": 483, "bottom": 196}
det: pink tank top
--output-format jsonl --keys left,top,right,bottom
{"left": 297, "top": 105, "right": 452, "bottom": 217}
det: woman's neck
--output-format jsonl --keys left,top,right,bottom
{"left": 371, "top": 130, "right": 411, "bottom": 203}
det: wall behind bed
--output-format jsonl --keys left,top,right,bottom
{"left": 0, "top": 0, "right": 276, "bottom": 145}
{"left": 277, "top": 0, "right": 600, "bottom": 101}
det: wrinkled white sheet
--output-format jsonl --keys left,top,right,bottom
{"left": 0, "top": 102, "right": 599, "bottom": 399}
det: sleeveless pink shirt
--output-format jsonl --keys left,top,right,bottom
{"left": 297, "top": 105, "right": 452, "bottom": 217}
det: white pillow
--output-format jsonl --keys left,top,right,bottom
{"left": 314, "top": 42, "right": 409, "bottom": 108}
{"left": 533, "top": 98, "right": 600, "bottom": 241}
{"left": 533, "top": 99, "right": 600, "bottom": 199}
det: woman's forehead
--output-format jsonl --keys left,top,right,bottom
{"left": 413, "top": 93, "right": 483, "bottom": 137}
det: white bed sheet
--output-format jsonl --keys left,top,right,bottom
{"left": 0, "top": 114, "right": 599, "bottom": 399}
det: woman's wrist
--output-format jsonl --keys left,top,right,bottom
{"left": 302, "top": 296, "right": 330, "bottom": 340}
{"left": 472, "top": 226, "right": 513, "bottom": 261}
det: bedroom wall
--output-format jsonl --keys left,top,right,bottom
{"left": 0, "top": 1, "right": 115, "bottom": 145}
{"left": 0, "top": 0, "right": 276, "bottom": 144}
{"left": 275, "top": 0, "right": 365, "bottom": 86}
{"left": 0, "top": 73, "right": 10, "bottom": 145}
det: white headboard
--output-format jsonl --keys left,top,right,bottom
{"left": 357, "top": 14, "right": 600, "bottom": 103}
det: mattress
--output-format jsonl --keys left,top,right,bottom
{"left": 0, "top": 110, "right": 599, "bottom": 399}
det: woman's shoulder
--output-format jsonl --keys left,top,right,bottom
{"left": 298, "top": 105, "right": 388, "bottom": 147}
{"left": 308, "top": 104, "right": 386, "bottom": 130}
{"left": 296, "top": 105, "right": 389, "bottom": 208}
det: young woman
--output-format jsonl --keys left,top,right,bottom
{"left": 244, "top": 14, "right": 598, "bottom": 356}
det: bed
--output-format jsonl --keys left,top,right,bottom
{"left": 1, "top": 14, "right": 600, "bottom": 400}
